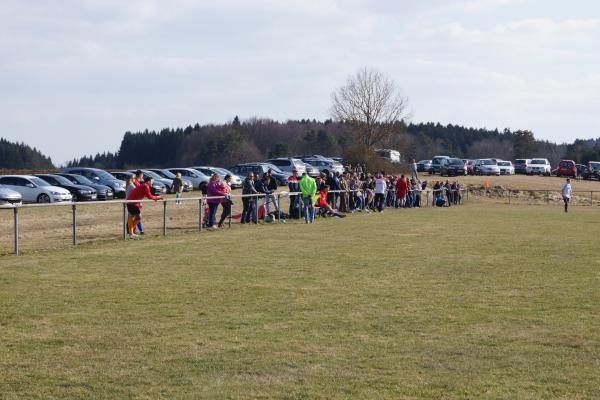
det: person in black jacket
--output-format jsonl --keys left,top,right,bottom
{"left": 288, "top": 169, "right": 301, "bottom": 219}
{"left": 241, "top": 172, "right": 258, "bottom": 224}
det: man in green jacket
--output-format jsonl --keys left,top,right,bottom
{"left": 299, "top": 172, "right": 317, "bottom": 224}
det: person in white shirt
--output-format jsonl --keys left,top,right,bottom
{"left": 374, "top": 173, "right": 387, "bottom": 212}
{"left": 561, "top": 178, "right": 572, "bottom": 213}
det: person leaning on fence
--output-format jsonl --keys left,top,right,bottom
{"left": 299, "top": 172, "right": 317, "bottom": 224}
{"left": 126, "top": 176, "right": 162, "bottom": 239}
{"left": 241, "top": 172, "right": 258, "bottom": 224}
{"left": 207, "top": 173, "right": 227, "bottom": 228}
{"left": 173, "top": 172, "right": 183, "bottom": 205}
{"left": 562, "top": 178, "right": 572, "bottom": 213}
{"left": 217, "top": 174, "right": 233, "bottom": 227}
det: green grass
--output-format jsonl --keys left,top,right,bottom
{"left": 1, "top": 204, "right": 599, "bottom": 399}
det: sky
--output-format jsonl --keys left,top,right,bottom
{"left": 1, "top": 0, "right": 599, "bottom": 164}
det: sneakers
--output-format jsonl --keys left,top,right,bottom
{"left": 128, "top": 234, "right": 140, "bottom": 240}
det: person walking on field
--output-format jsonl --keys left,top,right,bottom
{"left": 562, "top": 178, "right": 572, "bottom": 213}
{"left": 299, "top": 172, "right": 317, "bottom": 224}
{"left": 125, "top": 176, "right": 162, "bottom": 239}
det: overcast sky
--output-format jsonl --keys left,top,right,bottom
{"left": 1, "top": 0, "right": 599, "bottom": 164}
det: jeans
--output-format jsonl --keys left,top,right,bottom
{"left": 175, "top": 192, "right": 182, "bottom": 204}
{"left": 302, "top": 196, "right": 315, "bottom": 224}
{"left": 264, "top": 193, "right": 279, "bottom": 215}
{"left": 207, "top": 203, "right": 219, "bottom": 227}
{"left": 374, "top": 193, "right": 385, "bottom": 212}
{"left": 218, "top": 202, "right": 231, "bottom": 226}
{"left": 242, "top": 197, "right": 256, "bottom": 223}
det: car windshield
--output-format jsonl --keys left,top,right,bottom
{"left": 589, "top": 162, "right": 600, "bottom": 170}
{"left": 559, "top": 162, "right": 572, "bottom": 167}
{"left": 449, "top": 159, "right": 463, "bottom": 165}
{"left": 142, "top": 171, "right": 162, "bottom": 180}
{"left": 481, "top": 160, "right": 496, "bottom": 165}
{"left": 94, "top": 170, "right": 117, "bottom": 179}
{"left": 30, "top": 177, "right": 52, "bottom": 186}
{"left": 71, "top": 175, "right": 94, "bottom": 185}
{"left": 264, "top": 163, "right": 284, "bottom": 173}
{"left": 498, "top": 162, "right": 510, "bottom": 166}
{"left": 418, "top": 160, "right": 430, "bottom": 164}
{"left": 158, "top": 170, "right": 176, "bottom": 178}
{"left": 47, "top": 175, "right": 72, "bottom": 185}
{"left": 515, "top": 159, "right": 526, "bottom": 164}
{"left": 531, "top": 159, "right": 547, "bottom": 164}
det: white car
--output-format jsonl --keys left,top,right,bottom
{"left": 497, "top": 160, "right": 515, "bottom": 175}
{"left": 301, "top": 157, "right": 344, "bottom": 174}
{"left": 0, "top": 175, "right": 72, "bottom": 203}
{"left": 526, "top": 158, "right": 551, "bottom": 176}
{"left": 266, "top": 158, "right": 306, "bottom": 174}
{"left": 0, "top": 185, "right": 22, "bottom": 207}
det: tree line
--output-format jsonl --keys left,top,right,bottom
{"left": 64, "top": 117, "right": 576, "bottom": 170}
{"left": 0, "top": 138, "right": 54, "bottom": 169}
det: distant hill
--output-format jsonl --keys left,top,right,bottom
{"left": 67, "top": 118, "right": 573, "bottom": 169}
{"left": 0, "top": 138, "right": 54, "bottom": 169}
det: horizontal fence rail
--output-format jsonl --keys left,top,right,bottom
{"left": 1, "top": 188, "right": 468, "bottom": 256}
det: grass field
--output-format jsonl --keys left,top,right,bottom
{"left": 1, "top": 203, "right": 599, "bottom": 399}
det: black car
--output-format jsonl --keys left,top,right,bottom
{"left": 440, "top": 158, "right": 466, "bottom": 176}
{"left": 576, "top": 164, "right": 588, "bottom": 178}
{"left": 57, "top": 173, "right": 114, "bottom": 200}
{"left": 581, "top": 161, "right": 600, "bottom": 180}
{"left": 33, "top": 174, "right": 97, "bottom": 201}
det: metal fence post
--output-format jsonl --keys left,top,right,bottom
{"left": 13, "top": 207, "right": 19, "bottom": 256}
{"left": 122, "top": 203, "right": 127, "bottom": 239}
{"left": 591, "top": 191, "right": 593, "bottom": 206}
{"left": 546, "top": 190, "right": 550, "bottom": 204}
{"left": 162, "top": 200, "right": 167, "bottom": 236}
{"left": 72, "top": 204, "right": 77, "bottom": 246}
{"left": 254, "top": 194, "right": 259, "bottom": 223}
{"left": 199, "top": 199, "right": 203, "bottom": 232}
{"left": 508, "top": 189, "right": 511, "bottom": 205}
{"left": 228, "top": 199, "right": 232, "bottom": 228}
{"left": 277, "top": 193, "right": 281, "bottom": 223}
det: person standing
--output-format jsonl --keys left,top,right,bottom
{"left": 562, "top": 178, "right": 572, "bottom": 213}
{"left": 299, "top": 172, "right": 317, "bottom": 224}
{"left": 410, "top": 159, "right": 419, "bottom": 180}
{"left": 125, "top": 177, "right": 162, "bottom": 239}
{"left": 206, "top": 173, "right": 227, "bottom": 228}
{"left": 241, "top": 172, "right": 258, "bottom": 224}
{"left": 173, "top": 172, "right": 183, "bottom": 205}
{"left": 395, "top": 175, "right": 408, "bottom": 208}
{"left": 374, "top": 173, "right": 387, "bottom": 212}
{"left": 218, "top": 175, "right": 233, "bottom": 228}
{"left": 288, "top": 168, "right": 301, "bottom": 219}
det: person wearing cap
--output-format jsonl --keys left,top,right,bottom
{"left": 288, "top": 168, "right": 301, "bottom": 219}
{"left": 299, "top": 172, "right": 317, "bottom": 224}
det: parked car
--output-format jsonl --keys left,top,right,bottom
{"left": 582, "top": 161, "right": 600, "bottom": 180}
{"left": 166, "top": 168, "right": 210, "bottom": 191}
{"left": 0, "top": 185, "right": 22, "bottom": 207}
{"left": 473, "top": 159, "right": 500, "bottom": 176}
{"left": 303, "top": 163, "right": 320, "bottom": 177}
{"left": 576, "top": 164, "right": 588, "bottom": 178}
{"left": 416, "top": 160, "right": 432, "bottom": 173}
{"left": 135, "top": 170, "right": 177, "bottom": 193}
{"left": 266, "top": 157, "right": 306, "bottom": 174}
{"left": 513, "top": 159, "right": 530, "bottom": 174}
{"left": 33, "top": 174, "right": 97, "bottom": 201}
{"left": 301, "top": 157, "right": 344, "bottom": 174}
{"left": 117, "top": 171, "right": 167, "bottom": 195}
{"left": 0, "top": 175, "right": 72, "bottom": 203}
{"left": 57, "top": 174, "right": 114, "bottom": 200}
{"left": 228, "top": 163, "right": 290, "bottom": 185}
{"left": 62, "top": 167, "right": 126, "bottom": 198}
{"left": 497, "top": 160, "right": 515, "bottom": 175}
{"left": 144, "top": 169, "right": 193, "bottom": 192}
{"left": 526, "top": 158, "right": 551, "bottom": 176}
{"left": 556, "top": 160, "right": 577, "bottom": 178}
{"left": 440, "top": 158, "right": 466, "bottom": 176}
{"left": 429, "top": 155, "right": 450, "bottom": 174}
{"left": 189, "top": 166, "right": 243, "bottom": 189}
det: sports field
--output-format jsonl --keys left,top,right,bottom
{"left": 1, "top": 202, "right": 599, "bottom": 399}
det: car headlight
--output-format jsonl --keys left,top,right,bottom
{"left": 51, "top": 191, "right": 61, "bottom": 195}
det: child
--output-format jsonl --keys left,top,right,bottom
{"left": 173, "top": 172, "right": 183, "bottom": 205}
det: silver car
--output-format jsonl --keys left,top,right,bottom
{"left": 166, "top": 168, "right": 210, "bottom": 191}
{"left": 0, "top": 185, "right": 22, "bottom": 207}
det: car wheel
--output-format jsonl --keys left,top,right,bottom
{"left": 37, "top": 193, "right": 51, "bottom": 203}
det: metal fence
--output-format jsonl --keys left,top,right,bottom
{"left": 0, "top": 188, "right": 467, "bottom": 256}
{"left": 470, "top": 188, "right": 600, "bottom": 206}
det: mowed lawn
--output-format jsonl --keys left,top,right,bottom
{"left": 1, "top": 204, "right": 599, "bottom": 399}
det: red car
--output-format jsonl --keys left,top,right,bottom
{"left": 556, "top": 160, "right": 577, "bottom": 177}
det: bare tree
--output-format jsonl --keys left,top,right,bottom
{"left": 331, "top": 67, "right": 409, "bottom": 148}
